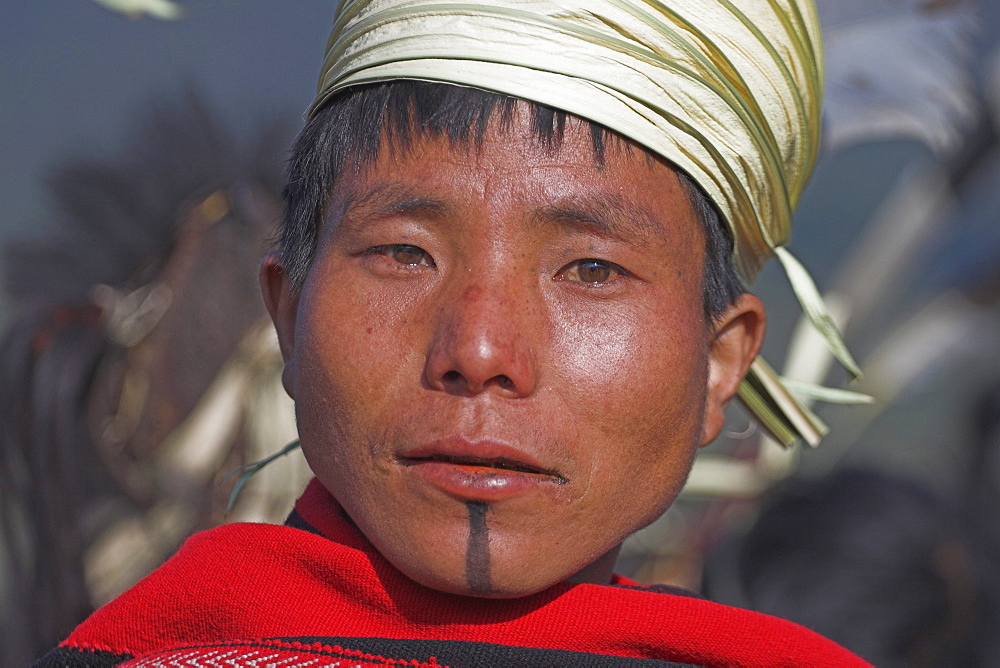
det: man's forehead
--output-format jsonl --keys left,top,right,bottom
{"left": 332, "top": 120, "right": 694, "bottom": 250}
{"left": 337, "top": 180, "right": 669, "bottom": 250}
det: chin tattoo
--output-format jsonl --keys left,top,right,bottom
{"left": 465, "top": 501, "right": 492, "bottom": 594}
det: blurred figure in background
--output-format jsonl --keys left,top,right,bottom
{"left": 0, "top": 90, "right": 306, "bottom": 665}
{"left": 704, "top": 463, "right": 1000, "bottom": 665}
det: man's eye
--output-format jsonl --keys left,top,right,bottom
{"left": 371, "top": 244, "right": 435, "bottom": 267}
{"left": 558, "top": 259, "right": 625, "bottom": 284}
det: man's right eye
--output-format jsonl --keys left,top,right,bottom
{"left": 368, "top": 244, "right": 436, "bottom": 267}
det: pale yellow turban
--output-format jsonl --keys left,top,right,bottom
{"left": 310, "top": 0, "right": 858, "bottom": 446}
{"left": 312, "top": 0, "right": 822, "bottom": 283}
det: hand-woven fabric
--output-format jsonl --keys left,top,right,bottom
{"left": 38, "top": 479, "right": 869, "bottom": 667}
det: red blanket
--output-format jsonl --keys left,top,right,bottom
{"left": 39, "top": 479, "right": 868, "bottom": 667}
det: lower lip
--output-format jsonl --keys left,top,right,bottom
{"left": 403, "top": 461, "right": 560, "bottom": 502}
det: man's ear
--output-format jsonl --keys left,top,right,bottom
{"left": 701, "top": 293, "right": 766, "bottom": 446}
{"left": 260, "top": 251, "right": 300, "bottom": 399}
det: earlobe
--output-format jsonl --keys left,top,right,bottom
{"left": 259, "top": 251, "right": 300, "bottom": 399}
{"left": 700, "top": 294, "right": 766, "bottom": 446}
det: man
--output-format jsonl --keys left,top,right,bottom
{"left": 38, "top": 0, "right": 867, "bottom": 665}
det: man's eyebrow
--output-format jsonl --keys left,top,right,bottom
{"left": 338, "top": 182, "right": 451, "bottom": 225}
{"left": 531, "top": 194, "right": 661, "bottom": 247}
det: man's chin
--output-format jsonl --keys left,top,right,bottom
{"left": 379, "top": 533, "right": 620, "bottom": 600}
{"left": 401, "top": 565, "right": 575, "bottom": 600}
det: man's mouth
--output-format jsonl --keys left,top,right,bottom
{"left": 397, "top": 439, "right": 567, "bottom": 500}
{"left": 401, "top": 454, "right": 564, "bottom": 481}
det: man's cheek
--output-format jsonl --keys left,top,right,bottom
{"left": 550, "top": 306, "right": 638, "bottom": 384}
{"left": 297, "top": 304, "right": 406, "bottom": 400}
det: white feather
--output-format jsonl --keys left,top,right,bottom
{"left": 89, "top": 0, "right": 183, "bottom": 20}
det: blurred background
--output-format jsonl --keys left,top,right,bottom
{"left": 2, "top": 0, "right": 1000, "bottom": 665}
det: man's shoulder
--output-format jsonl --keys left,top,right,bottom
{"left": 35, "top": 521, "right": 323, "bottom": 666}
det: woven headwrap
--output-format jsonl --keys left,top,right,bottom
{"left": 309, "top": 0, "right": 859, "bottom": 446}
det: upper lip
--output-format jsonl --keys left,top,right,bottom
{"left": 397, "top": 437, "right": 565, "bottom": 480}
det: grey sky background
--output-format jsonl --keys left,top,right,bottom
{"left": 1, "top": 1, "right": 332, "bottom": 242}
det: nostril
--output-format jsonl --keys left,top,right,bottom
{"left": 438, "top": 370, "right": 515, "bottom": 393}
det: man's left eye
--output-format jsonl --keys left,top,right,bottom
{"left": 556, "top": 259, "right": 626, "bottom": 284}
{"left": 370, "top": 244, "right": 436, "bottom": 267}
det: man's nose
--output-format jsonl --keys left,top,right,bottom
{"left": 423, "top": 280, "right": 538, "bottom": 398}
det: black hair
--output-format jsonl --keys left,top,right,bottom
{"left": 280, "top": 80, "right": 743, "bottom": 321}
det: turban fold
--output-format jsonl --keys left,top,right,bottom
{"left": 310, "top": 0, "right": 858, "bottom": 446}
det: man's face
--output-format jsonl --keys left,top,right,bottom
{"left": 264, "top": 109, "right": 761, "bottom": 597}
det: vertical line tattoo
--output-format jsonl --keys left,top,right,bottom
{"left": 465, "top": 501, "right": 491, "bottom": 594}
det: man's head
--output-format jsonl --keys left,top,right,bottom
{"left": 261, "top": 80, "right": 766, "bottom": 596}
